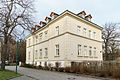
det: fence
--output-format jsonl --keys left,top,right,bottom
{"left": 69, "top": 61, "right": 120, "bottom": 78}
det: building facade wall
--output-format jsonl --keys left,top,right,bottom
{"left": 26, "top": 12, "right": 103, "bottom": 67}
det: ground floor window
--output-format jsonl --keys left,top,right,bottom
{"left": 89, "top": 46, "right": 92, "bottom": 56}
{"left": 78, "top": 44, "right": 82, "bottom": 56}
{"left": 55, "top": 44, "right": 59, "bottom": 56}
{"left": 28, "top": 51, "right": 30, "bottom": 60}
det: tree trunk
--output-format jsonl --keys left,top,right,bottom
{"left": 104, "top": 41, "right": 108, "bottom": 60}
{"left": 1, "top": 36, "right": 8, "bottom": 70}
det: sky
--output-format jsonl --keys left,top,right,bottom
{"left": 33, "top": 0, "right": 120, "bottom": 26}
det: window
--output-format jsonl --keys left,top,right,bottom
{"left": 28, "top": 51, "right": 30, "bottom": 60}
{"left": 93, "top": 32, "right": 96, "bottom": 39}
{"left": 39, "top": 49, "right": 42, "bottom": 58}
{"left": 56, "top": 26, "right": 59, "bottom": 35}
{"left": 89, "top": 46, "right": 92, "bottom": 56}
{"left": 28, "top": 39, "right": 31, "bottom": 46}
{"left": 94, "top": 47, "right": 96, "bottom": 57}
{"left": 35, "top": 50, "right": 38, "bottom": 59}
{"left": 39, "top": 33, "right": 43, "bottom": 40}
{"left": 78, "top": 44, "right": 81, "bottom": 55}
{"left": 88, "top": 30, "right": 91, "bottom": 38}
{"left": 83, "top": 28, "right": 87, "bottom": 37}
{"left": 44, "top": 31, "right": 48, "bottom": 38}
{"left": 35, "top": 35, "right": 38, "bottom": 44}
{"left": 77, "top": 26, "right": 81, "bottom": 33}
{"left": 84, "top": 46, "right": 87, "bottom": 56}
{"left": 55, "top": 44, "right": 59, "bottom": 56}
{"left": 45, "top": 48, "right": 48, "bottom": 57}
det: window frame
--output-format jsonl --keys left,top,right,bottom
{"left": 35, "top": 50, "right": 38, "bottom": 59}
{"left": 83, "top": 28, "right": 87, "bottom": 37}
{"left": 78, "top": 44, "right": 82, "bottom": 56}
{"left": 89, "top": 46, "right": 92, "bottom": 56}
{"left": 56, "top": 26, "right": 59, "bottom": 35}
{"left": 55, "top": 44, "right": 59, "bottom": 56}
{"left": 39, "top": 49, "right": 42, "bottom": 59}
{"left": 45, "top": 48, "right": 48, "bottom": 57}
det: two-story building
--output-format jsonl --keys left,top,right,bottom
{"left": 26, "top": 10, "right": 103, "bottom": 67}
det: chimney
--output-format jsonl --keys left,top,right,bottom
{"left": 50, "top": 12, "right": 59, "bottom": 19}
{"left": 85, "top": 14, "right": 92, "bottom": 21}
{"left": 39, "top": 21, "right": 46, "bottom": 27}
{"left": 77, "top": 11, "right": 86, "bottom": 18}
{"left": 35, "top": 25, "right": 41, "bottom": 30}
{"left": 31, "top": 27, "right": 36, "bottom": 33}
{"left": 45, "top": 17, "right": 51, "bottom": 23}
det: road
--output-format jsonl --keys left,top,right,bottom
{"left": 6, "top": 66, "right": 103, "bottom": 80}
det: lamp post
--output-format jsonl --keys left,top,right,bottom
{"left": 16, "top": 40, "right": 19, "bottom": 74}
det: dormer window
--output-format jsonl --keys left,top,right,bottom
{"left": 35, "top": 25, "right": 41, "bottom": 30}
{"left": 77, "top": 11, "right": 86, "bottom": 18}
{"left": 85, "top": 14, "right": 92, "bottom": 21}
{"left": 45, "top": 17, "right": 51, "bottom": 23}
{"left": 31, "top": 27, "right": 36, "bottom": 33}
{"left": 50, "top": 12, "right": 59, "bottom": 19}
{"left": 40, "top": 21, "right": 46, "bottom": 27}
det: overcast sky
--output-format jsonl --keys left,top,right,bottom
{"left": 34, "top": 0, "right": 120, "bottom": 26}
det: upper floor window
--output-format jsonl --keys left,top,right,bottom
{"left": 89, "top": 46, "right": 92, "bottom": 56}
{"left": 93, "top": 32, "right": 96, "bottom": 39}
{"left": 39, "top": 33, "right": 43, "bottom": 40}
{"left": 44, "top": 31, "right": 48, "bottom": 38}
{"left": 35, "top": 35, "right": 38, "bottom": 44}
{"left": 77, "top": 26, "right": 81, "bottom": 34}
{"left": 39, "top": 49, "right": 42, "bottom": 58}
{"left": 56, "top": 26, "right": 59, "bottom": 35}
{"left": 78, "top": 44, "right": 81, "bottom": 56}
{"left": 45, "top": 48, "right": 48, "bottom": 57}
{"left": 83, "top": 28, "right": 87, "bottom": 37}
{"left": 55, "top": 44, "right": 59, "bottom": 56}
{"left": 88, "top": 30, "right": 91, "bottom": 38}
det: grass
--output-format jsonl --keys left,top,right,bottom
{"left": 0, "top": 69, "right": 21, "bottom": 80}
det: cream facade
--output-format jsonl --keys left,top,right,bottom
{"left": 26, "top": 10, "right": 103, "bottom": 67}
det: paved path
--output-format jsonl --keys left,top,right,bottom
{"left": 6, "top": 66, "right": 103, "bottom": 80}
{"left": 10, "top": 76, "right": 36, "bottom": 80}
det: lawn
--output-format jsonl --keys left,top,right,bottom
{"left": 0, "top": 69, "right": 21, "bottom": 80}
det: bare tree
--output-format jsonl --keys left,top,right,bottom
{"left": 102, "top": 23, "right": 120, "bottom": 60}
{"left": 0, "top": 0, "right": 35, "bottom": 70}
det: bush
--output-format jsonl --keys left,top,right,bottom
{"left": 64, "top": 67, "right": 71, "bottom": 73}
{"left": 111, "top": 67, "right": 120, "bottom": 79}
{"left": 58, "top": 68, "right": 64, "bottom": 72}
{"left": 22, "top": 64, "right": 35, "bottom": 68}
{"left": 38, "top": 65, "right": 43, "bottom": 69}
{"left": 43, "top": 66, "right": 49, "bottom": 70}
